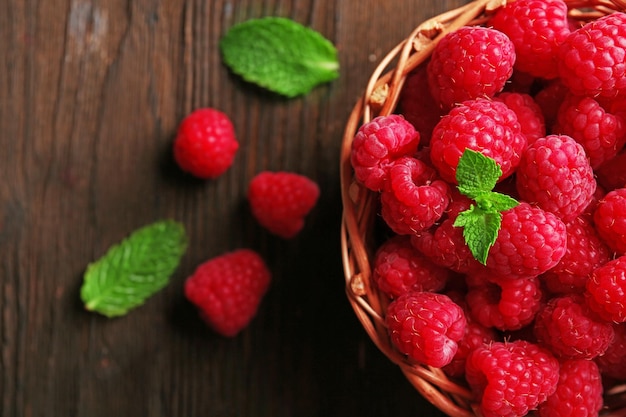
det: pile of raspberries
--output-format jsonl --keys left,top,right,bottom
{"left": 350, "top": 1, "right": 626, "bottom": 416}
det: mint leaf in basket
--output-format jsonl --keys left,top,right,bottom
{"left": 219, "top": 17, "right": 340, "bottom": 98}
{"left": 80, "top": 219, "right": 188, "bottom": 318}
{"left": 453, "top": 149, "right": 518, "bottom": 265}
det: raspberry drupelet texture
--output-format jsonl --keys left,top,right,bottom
{"left": 595, "top": 323, "right": 626, "bottom": 380}
{"left": 593, "top": 187, "right": 626, "bottom": 254}
{"left": 595, "top": 149, "right": 626, "bottom": 191}
{"left": 184, "top": 249, "right": 272, "bottom": 337}
{"left": 372, "top": 235, "right": 449, "bottom": 299}
{"left": 538, "top": 359, "right": 604, "bottom": 417}
{"left": 489, "top": 0, "right": 571, "bottom": 79}
{"left": 385, "top": 291, "right": 466, "bottom": 368}
{"left": 558, "top": 12, "right": 626, "bottom": 98}
{"left": 516, "top": 134, "right": 596, "bottom": 222}
{"left": 429, "top": 98, "right": 527, "bottom": 185}
{"left": 173, "top": 108, "right": 239, "bottom": 179}
{"left": 586, "top": 255, "right": 626, "bottom": 323}
{"left": 247, "top": 171, "right": 320, "bottom": 239}
{"left": 350, "top": 115, "right": 420, "bottom": 191}
{"left": 494, "top": 92, "right": 546, "bottom": 146}
{"left": 465, "top": 340, "right": 560, "bottom": 417}
{"left": 533, "top": 294, "right": 614, "bottom": 360}
{"left": 426, "top": 26, "right": 515, "bottom": 110}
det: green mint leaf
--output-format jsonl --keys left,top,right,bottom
{"left": 474, "top": 191, "right": 519, "bottom": 213}
{"left": 80, "top": 220, "right": 188, "bottom": 318}
{"left": 220, "top": 17, "right": 340, "bottom": 98}
{"left": 454, "top": 205, "right": 502, "bottom": 265}
{"left": 456, "top": 149, "right": 502, "bottom": 198}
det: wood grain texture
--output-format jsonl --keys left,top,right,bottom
{"left": 1, "top": 1, "right": 470, "bottom": 416}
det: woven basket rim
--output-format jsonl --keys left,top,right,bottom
{"left": 339, "top": 0, "right": 626, "bottom": 416}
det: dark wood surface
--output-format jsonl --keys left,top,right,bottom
{"left": 1, "top": 1, "right": 470, "bottom": 416}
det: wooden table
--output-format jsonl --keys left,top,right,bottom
{"left": 1, "top": 1, "right": 471, "bottom": 416}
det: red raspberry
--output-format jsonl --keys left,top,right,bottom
{"left": 489, "top": 0, "right": 571, "bottom": 79}
{"left": 465, "top": 340, "right": 560, "bottom": 417}
{"left": 553, "top": 93, "right": 626, "bottom": 169}
{"left": 595, "top": 149, "right": 626, "bottom": 191}
{"left": 385, "top": 291, "right": 466, "bottom": 367}
{"left": 485, "top": 202, "right": 567, "bottom": 279}
{"left": 380, "top": 157, "right": 450, "bottom": 235}
{"left": 534, "top": 294, "right": 614, "bottom": 360}
{"left": 558, "top": 12, "right": 626, "bottom": 98}
{"left": 429, "top": 98, "right": 527, "bottom": 184}
{"left": 593, "top": 187, "right": 626, "bottom": 254}
{"left": 516, "top": 134, "right": 596, "bottom": 221}
{"left": 247, "top": 171, "right": 319, "bottom": 239}
{"left": 427, "top": 26, "right": 515, "bottom": 110}
{"left": 494, "top": 92, "right": 546, "bottom": 146}
{"left": 586, "top": 255, "right": 626, "bottom": 322}
{"left": 533, "top": 79, "right": 569, "bottom": 128}
{"left": 350, "top": 115, "right": 420, "bottom": 191}
{"left": 173, "top": 108, "right": 239, "bottom": 179}
{"left": 542, "top": 215, "right": 611, "bottom": 295}
{"left": 184, "top": 249, "right": 272, "bottom": 337}
{"left": 538, "top": 359, "right": 604, "bottom": 417}
{"left": 372, "top": 235, "right": 449, "bottom": 299}
{"left": 595, "top": 323, "right": 626, "bottom": 380}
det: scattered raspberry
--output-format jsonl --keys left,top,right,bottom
{"left": 465, "top": 340, "right": 560, "bottom": 417}
{"left": 595, "top": 323, "right": 626, "bottom": 380}
{"left": 538, "top": 359, "right": 604, "bottom": 417}
{"left": 350, "top": 115, "right": 420, "bottom": 191}
{"left": 372, "top": 235, "right": 449, "bottom": 299}
{"left": 385, "top": 291, "right": 466, "bottom": 368}
{"left": 542, "top": 215, "right": 611, "bottom": 295}
{"left": 593, "top": 187, "right": 626, "bottom": 254}
{"left": 586, "top": 255, "right": 626, "bottom": 323}
{"left": 516, "top": 134, "right": 596, "bottom": 221}
{"left": 534, "top": 294, "right": 614, "bottom": 360}
{"left": 184, "top": 249, "right": 271, "bottom": 337}
{"left": 173, "top": 108, "right": 239, "bottom": 179}
{"left": 380, "top": 157, "right": 450, "bottom": 235}
{"left": 429, "top": 98, "right": 527, "bottom": 184}
{"left": 489, "top": 0, "right": 570, "bottom": 79}
{"left": 494, "top": 92, "right": 546, "bottom": 145}
{"left": 595, "top": 149, "right": 626, "bottom": 191}
{"left": 247, "top": 171, "right": 320, "bottom": 239}
{"left": 558, "top": 12, "right": 626, "bottom": 98}
{"left": 427, "top": 26, "right": 515, "bottom": 110}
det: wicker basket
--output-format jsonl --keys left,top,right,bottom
{"left": 339, "top": 0, "right": 626, "bottom": 416}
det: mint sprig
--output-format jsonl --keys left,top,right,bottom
{"left": 453, "top": 150, "right": 518, "bottom": 265}
{"left": 219, "top": 17, "right": 340, "bottom": 98}
{"left": 80, "top": 219, "right": 188, "bottom": 318}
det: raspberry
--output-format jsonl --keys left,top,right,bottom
{"left": 516, "top": 134, "right": 596, "bottom": 221}
{"left": 465, "top": 340, "right": 560, "bottom": 417}
{"left": 538, "top": 359, "right": 604, "bottom": 417}
{"left": 595, "top": 323, "right": 626, "bottom": 380}
{"left": 372, "top": 235, "right": 449, "bottom": 299}
{"left": 542, "top": 215, "right": 611, "bottom": 295}
{"left": 350, "top": 115, "right": 420, "bottom": 191}
{"left": 429, "top": 98, "right": 527, "bottom": 184}
{"left": 595, "top": 149, "right": 626, "bottom": 191}
{"left": 558, "top": 12, "right": 626, "bottom": 98}
{"left": 586, "top": 255, "right": 626, "bottom": 323}
{"left": 380, "top": 157, "right": 450, "bottom": 235}
{"left": 385, "top": 291, "right": 466, "bottom": 367}
{"left": 485, "top": 202, "right": 567, "bottom": 279}
{"left": 534, "top": 294, "right": 614, "bottom": 360}
{"left": 247, "top": 171, "right": 320, "bottom": 239}
{"left": 533, "top": 79, "right": 569, "bottom": 128}
{"left": 553, "top": 93, "right": 626, "bottom": 169}
{"left": 184, "top": 249, "right": 272, "bottom": 337}
{"left": 494, "top": 92, "right": 546, "bottom": 146}
{"left": 593, "top": 187, "right": 626, "bottom": 254}
{"left": 173, "top": 108, "right": 239, "bottom": 179}
{"left": 489, "top": 0, "right": 571, "bottom": 79}
{"left": 427, "top": 26, "right": 515, "bottom": 110}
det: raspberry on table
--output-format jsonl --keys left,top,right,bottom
{"left": 586, "top": 255, "right": 626, "bottom": 323}
{"left": 593, "top": 187, "right": 626, "bottom": 254}
{"left": 426, "top": 26, "right": 515, "bottom": 110}
{"left": 173, "top": 108, "right": 239, "bottom": 179}
{"left": 494, "top": 92, "right": 546, "bottom": 146}
{"left": 184, "top": 249, "right": 272, "bottom": 337}
{"left": 385, "top": 291, "right": 466, "bottom": 368}
{"left": 516, "top": 134, "right": 596, "bottom": 222}
{"left": 372, "top": 235, "right": 449, "bottom": 299}
{"left": 538, "top": 359, "right": 604, "bottom": 417}
{"left": 350, "top": 114, "right": 420, "bottom": 191}
{"left": 533, "top": 294, "right": 615, "bottom": 360}
{"left": 465, "top": 340, "right": 560, "bottom": 417}
{"left": 247, "top": 171, "right": 320, "bottom": 239}
{"left": 595, "top": 322, "right": 626, "bottom": 380}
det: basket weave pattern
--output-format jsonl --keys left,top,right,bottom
{"left": 339, "top": 1, "right": 626, "bottom": 416}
